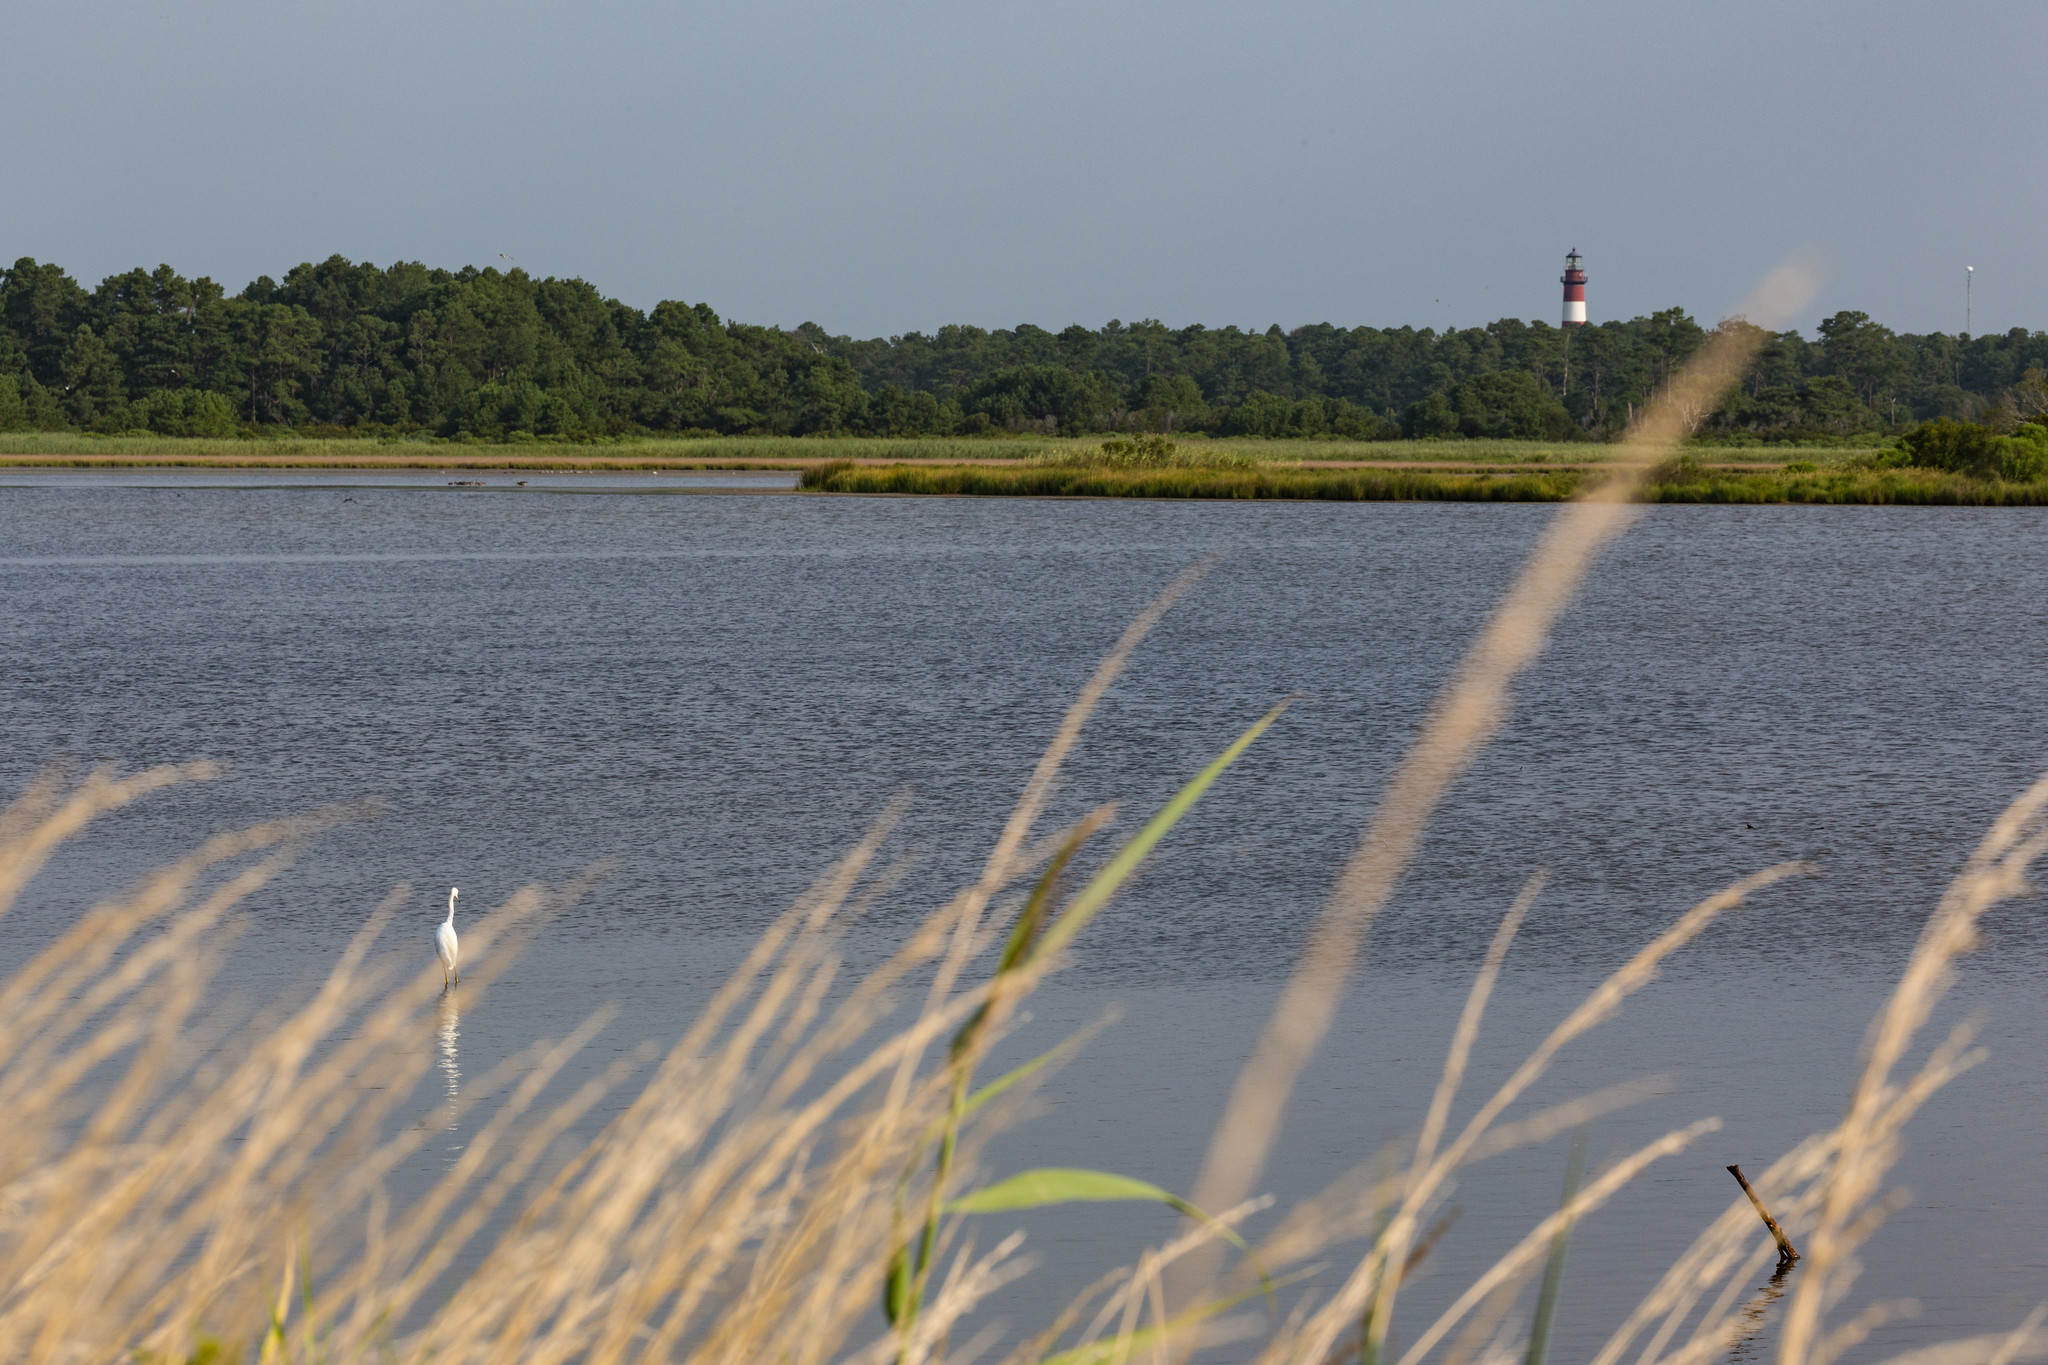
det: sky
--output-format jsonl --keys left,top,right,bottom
{"left": 4, "top": 0, "right": 2042, "bottom": 339}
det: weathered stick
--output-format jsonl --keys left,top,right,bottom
{"left": 1727, "top": 1164, "right": 1799, "bottom": 1265}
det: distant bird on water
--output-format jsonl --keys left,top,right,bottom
{"left": 438, "top": 887, "right": 460, "bottom": 986}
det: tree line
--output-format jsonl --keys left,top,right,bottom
{"left": 2, "top": 254, "right": 2044, "bottom": 441}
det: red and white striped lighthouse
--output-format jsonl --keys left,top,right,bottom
{"left": 1560, "top": 248, "right": 1588, "bottom": 327}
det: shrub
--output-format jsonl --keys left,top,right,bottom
{"left": 1901, "top": 418, "right": 1998, "bottom": 475}
{"left": 1901, "top": 418, "right": 2048, "bottom": 480}
{"left": 1996, "top": 425, "right": 2048, "bottom": 481}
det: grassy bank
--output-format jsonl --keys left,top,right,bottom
{"left": 800, "top": 459, "right": 2048, "bottom": 505}
{"left": 1641, "top": 464, "right": 2048, "bottom": 505}
{"left": 799, "top": 461, "right": 1587, "bottom": 500}
{"left": 0, "top": 431, "right": 1883, "bottom": 470}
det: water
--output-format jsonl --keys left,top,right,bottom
{"left": 4, "top": 477, "right": 2047, "bottom": 1360}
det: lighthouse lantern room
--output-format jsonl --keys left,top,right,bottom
{"left": 1561, "top": 249, "right": 1588, "bottom": 327}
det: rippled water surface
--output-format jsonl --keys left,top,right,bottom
{"left": 4, "top": 476, "right": 2046, "bottom": 1359}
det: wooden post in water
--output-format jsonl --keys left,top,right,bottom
{"left": 1726, "top": 1164, "right": 1798, "bottom": 1266}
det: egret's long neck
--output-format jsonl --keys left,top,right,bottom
{"left": 446, "top": 895, "right": 457, "bottom": 924}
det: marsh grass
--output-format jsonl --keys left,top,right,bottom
{"left": 796, "top": 464, "right": 1588, "bottom": 501}
{"left": 4, "top": 263, "right": 2046, "bottom": 1365}
{"left": 1639, "top": 462, "right": 2048, "bottom": 505}
{"left": 1206, "top": 439, "right": 1599, "bottom": 466}
{"left": 798, "top": 460, "right": 2048, "bottom": 505}
{"left": 1033, "top": 436, "right": 1260, "bottom": 472}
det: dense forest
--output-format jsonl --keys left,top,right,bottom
{"left": 2, "top": 254, "right": 2044, "bottom": 442}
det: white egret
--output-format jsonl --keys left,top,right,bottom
{"left": 438, "top": 887, "right": 460, "bottom": 986}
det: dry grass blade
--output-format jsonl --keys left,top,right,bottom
{"left": 1419, "top": 873, "right": 1545, "bottom": 1178}
{"left": 1864, "top": 1331, "right": 2048, "bottom": 1365}
{"left": 1985, "top": 1307, "right": 2048, "bottom": 1365}
{"left": 0, "top": 760, "right": 219, "bottom": 914}
{"left": 1465, "top": 1078, "right": 1675, "bottom": 1165}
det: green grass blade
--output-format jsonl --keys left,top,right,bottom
{"left": 904, "top": 817, "right": 1113, "bottom": 1348}
{"left": 948, "top": 1166, "right": 1254, "bottom": 1255}
{"left": 947, "top": 1166, "right": 1177, "bottom": 1214}
{"left": 1360, "top": 1145, "right": 1400, "bottom": 1365}
{"left": 998, "top": 816, "right": 1099, "bottom": 975}
{"left": 881, "top": 1243, "right": 910, "bottom": 1326}
{"left": 949, "top": 1166, "right": 1272, "bottom": 1295}
{"left": 1033, "top": 699, "right": 1292, "bottom": 965}
{"left": 952, "top": 814, "right": 1108, "bottom": 1060}
{"left": 958, "top": 1018, "right": 1112, "bottom": 1125}
{"left": 1524, "top": 1130, "right": 1588, "bottom": 1365}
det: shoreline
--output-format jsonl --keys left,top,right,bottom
{"left": 796, "top": 462, "right": 2048, "bottom": 506}
{"left": 5, "top": 456, "right": 2030, "bottom": 505}
{"left": 0, "top": 455, "right": 1618, "bottom": 474}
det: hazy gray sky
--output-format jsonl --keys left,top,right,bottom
{"left": 5, "top": 0, "right": 2040, "bottom": 338}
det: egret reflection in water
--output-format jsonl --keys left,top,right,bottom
{"left": 436, "top": 988, "right": 462, "bottom": 1160}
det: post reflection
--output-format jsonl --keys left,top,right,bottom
{"left": 1726, "top": 1261, "right": 1795, "bottom": 1363}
